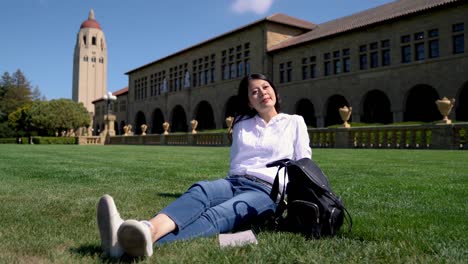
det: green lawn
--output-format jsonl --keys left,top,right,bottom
{"left": 0, "top": 145, "right": 466, "bottom": 263}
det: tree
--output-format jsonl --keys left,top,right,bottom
{"left": 1, "top": 70, "right": 33, "bottom": 117}
{"left": 8, "top": 104, "right": 33, "bottom": 136}
{"left": 30, "top": 99, "right": 90, "bottom": 135}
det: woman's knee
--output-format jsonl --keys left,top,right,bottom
{"left": 187, "top": 179, "right": 233, "bottom": 202}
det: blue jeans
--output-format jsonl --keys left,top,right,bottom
{"left": 156, "top": 176, "right": 276, "bottom": 244}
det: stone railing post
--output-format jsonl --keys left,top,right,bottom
{"left": 335, "top": 128, "right": 351, "bottom": 148}
{"left": 431, "top": 124, "right": 455, "bottom": 149}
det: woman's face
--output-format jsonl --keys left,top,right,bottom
{"left": 247, "top": 79, "right": 277, "bottom": 115}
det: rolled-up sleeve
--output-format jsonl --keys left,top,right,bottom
{"left": 293, "top": 115, "right": 312, "bottom": 160}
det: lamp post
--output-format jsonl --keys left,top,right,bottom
{"left": 103, "top": 91, "right": 117, "bottom": 137}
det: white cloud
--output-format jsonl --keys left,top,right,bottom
{"left": 231, "top": 0, "right": 275, "bottom": 15}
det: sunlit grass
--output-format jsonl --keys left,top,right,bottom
{"left": 0, "top": 145, "right": 466, "bottom": 263}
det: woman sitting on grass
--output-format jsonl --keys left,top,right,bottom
{"left": 97, "top": 73, "right": 312, "bottom": 258}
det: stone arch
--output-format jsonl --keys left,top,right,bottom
{"left": 135, "top": 111, "right": 147, "bottom": 135}
{"left": 325, "top": 94, "right": 350, "bottom": 127}
{"left": 194, "top": 101, "right": 215, "bottom": 131}
{"left": 151, "top": 108, "right": 165, "bottom": 134}
{"left": 456, "top": 82, "right": 468, "bottom": 121}
{"left": 404, "top": 84, "right": 439, "bottom": 122}
{"left": 295, "top": 98, "right": 316, "bottom": 127}
{"left": 113, "top": 119, "right": 119, "bottom": 135}
{"left": 120, "top": 120, "right": 126, "bottom": 135}
{"left": 171, "top": 105, "right": 188, "bottom": 132}
{"left": 223, "top": 96, "right": 240, "bottom": 128}
{"left": 361, "top": 90, "right": 393, "bottom": 124}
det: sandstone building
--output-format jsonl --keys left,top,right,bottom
{"left": 94, "top": 0, "right": 467, "bottom": 135}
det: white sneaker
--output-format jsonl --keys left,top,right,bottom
{"left": 118, "top": 220, "right": 154, "bottom": 257}
{"left": 97, "top": 194, "right": 124, "bottom": 258}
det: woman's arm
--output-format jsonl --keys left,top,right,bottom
{"left": 293, "top": 115, "right": 312, "bottom": 160}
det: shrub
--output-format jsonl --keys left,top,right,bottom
{"left": 32, "top": 137, "right": 78, "bottom": 144}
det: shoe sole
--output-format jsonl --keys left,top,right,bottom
{"left": 97, "top": 195, "right": 123, "bottom": 257}
{"left": 118, "top": 220, "right": 153, "bottom": 257}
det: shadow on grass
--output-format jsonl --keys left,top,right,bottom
{"left": 157, "top": 192, "right": 183, "bottom": 198}
{"left": 70, "top": 243, "right": 145, "bottom": 263}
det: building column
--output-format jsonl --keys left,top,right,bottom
{"left": 393, "top": 110, "right": 404, "bottom": 123}
{"left": 316, "top": 115, "right": 325, "bottom": 128}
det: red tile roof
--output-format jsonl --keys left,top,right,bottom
{"left": 269, "top": 0, "right": 461, "bottom": 52}
{"left": 113, "top": 87, "right": 128, "bottom": 96}
{"left": 125, "top": 14, "right": 315, "bottom": 75}
{"left": 92, "top": 87, "right": 128, "bottom": 104}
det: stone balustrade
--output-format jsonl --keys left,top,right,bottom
{"left": 78, "top": 136, "right": 104, "bottom": 145}
{"left": 101, "top": 123, "right": 468, "bottom": 150}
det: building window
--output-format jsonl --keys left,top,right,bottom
{"left": 323, "top": 53, "right": 331, "bottom": 76}
{"left": 279, "top": 63, "right": 285, "bottom": 83}
{"left": 382, "top": 49, "right": 390, "bottom": 66}
{"left": 92, "top": 37, "right": 96, "bottom": 45}
{"left": 402, "top": 45, "right": 411, "bottom": 63}
{"left": 286, "top": 62, "right": 292, "bottom": 82}
{"left": 237, "top": 61, "right": 244, "bottom": 77}
{"left": 245, "top": 60, "right": 250, "bottom": 75}
{"left": 279, "top": 61, "right": 292, "bottom": 83}
{"left": 229, "top": 63, "right": 235, "bottom": 79}
{"left": 83, "top": 56, "right": 88, "bottom": 62}
{"left": 370, "top": 52, "right": 378, "bottom": 68}
{"left": 381, "top": 40, "right": 390, "bottom": 66}
{"left": 310, "top": 64, "right": 316, "bottom": 78}
{"left": 324, "top": 61, "right": 331, "bottom": 76}
{"left": 415, "top": 42, "right": 425, "bottom": 61}
{"left": 428, "top": 29, "right": 439, "bottom": 58}
{"left": 452, "top": 23, "right": 465, "bottom": 54}
{"left": 333, "top": 60, "right": 341, "bottom": 74}
{"left": 301, "top": 56, "right": 317, "bottom": 79}
{"left": 359, "top": 54, "right": 367, "bottom": 70}
{"left": 401, "top": 35, "right": 411, "bottom": 43}
{"left": 342, "top": 49, "right": 350, "bottom": 72}
{"left": 414, "top": 32, "right": 424, "bottom": 41}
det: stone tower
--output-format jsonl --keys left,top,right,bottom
{"left": 72, "top": 9, "right": 107, "bottom": 114}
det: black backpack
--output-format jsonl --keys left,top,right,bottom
{"left": 267, "top": 158, "right": 352, "bottom": 238}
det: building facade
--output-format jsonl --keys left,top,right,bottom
{"left": 73, "top": 10, "right": 107, "bottom": 114}
{"left": 94, "top": 0, "right": 468, "bottom": 134}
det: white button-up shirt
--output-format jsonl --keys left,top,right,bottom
{"left": 229, "top": 113, "right": 312, "bottom": 186}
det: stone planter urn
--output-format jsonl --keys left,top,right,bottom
{"left": 191, "top": 119, "right": 198, "bottom": 134}
{"left": 339, "top": 106, "right": 352, "bottom": 128}
{"left": 162, "top": 122, "right": 170, "bottom": 135}
{"left": 225, "top": 116, "right": 234, "bottom": 131}
{"left": 123, "top": 124, "right": 132, "bottom": 136}
{"left": 435, "top": 97, "right": 455, "bottom": 124}
{"left": 141, "top": 124, "right": 147, "bottom": 135}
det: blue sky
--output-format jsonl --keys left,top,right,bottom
{"left": 1, "top": 0, "right": 393, "bottom": 100}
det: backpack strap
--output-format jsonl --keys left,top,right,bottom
{"left": 267, "top": 159, "right": 291, "bottom": 224}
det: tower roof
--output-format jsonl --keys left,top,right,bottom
{"left": 80, "top": 9, "right": 102, "bottom": 30}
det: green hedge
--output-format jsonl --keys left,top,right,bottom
{"left": 32, "top": 137, "right": 78, "bottom": 144}
{"left": 0, "top": 138, "right": 17, "bottom": 144}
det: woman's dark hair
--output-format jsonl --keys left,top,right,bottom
{"left": 228, "top": 73, "right": 281, "bottom": 142}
